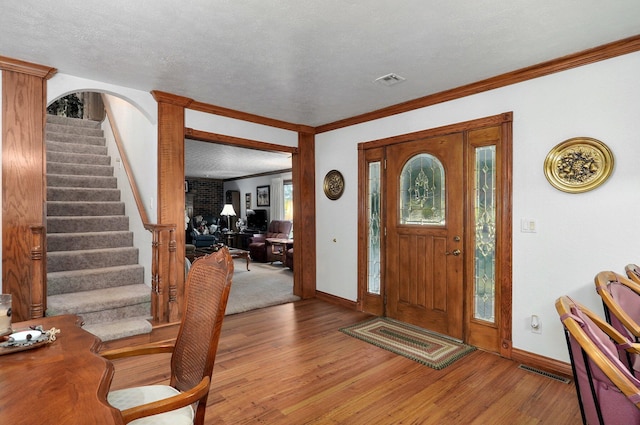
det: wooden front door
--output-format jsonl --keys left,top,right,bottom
{"left": 385, "top": 132, "right": 464, "bottom": 339}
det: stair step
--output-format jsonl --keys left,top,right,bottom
{"left": 47, "top": 131, "right": 106, "bottom": 146}
{"left": 47, "top": 264, "right": 144, "bottom": 295}
{"left": 47, "top": 246, "right": 139, "bottom": 272}
{"left": 45, "top": 115, "right": 150, "bottom": 342}
{"left": 46, "top": 284, "right": 151, "bottom": 325}
{"left": 47, "top": 216, "right": 129, "bottom": 233}
{"left": 47, "top": 216, "right": 129, "bottom": 234}
{"left": 46, "top": 122, "right": 104, "bottom": 137}
{"left": 47, "top": 150, "right": 111, "bottom": 166}
{"left": 83, "top": 317, "right": 152, "bottom": 342}
{"left": 47, "top": 201, "right": 124, "bottom": 217}
{"left": 47, "top": 115, "right": 102, "bottom": 128}
{"left": 47, "top": 187, "right": 121, "bottom": 202}
{"left": 47, "top": 161, "right": 114, "bottom": 177}
{"left": 47, "top": 174, "right": 117, "bottom": 189}
{"left": 47, "top": 231, "right": 133, "bottom": 252}
{"left": 47, "top": 140, "right": 108, "bottom": 155}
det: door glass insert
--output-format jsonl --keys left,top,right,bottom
{"left": 367, "top": 162, "right": 381, "bottom": 295}
{"left": 399, "top": 154, "right": 445, "bottom": 225}
{"left": 474, "top": 146, "right": 496, "bottom": 322}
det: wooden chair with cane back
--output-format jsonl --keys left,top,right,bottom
{"left": 595, "top": 270, "right": 640, "bottom": 378}
{"left": 556, "top": 296, "right": 640, "bottom": 425}
{"left": 101, "top": 247, "right": 234, "bottom": 425}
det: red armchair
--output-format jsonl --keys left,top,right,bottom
{"left": 248, "top": 220, "right": 292, "bottom": 262}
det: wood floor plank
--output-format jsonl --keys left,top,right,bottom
{"left": 102, "top": 299, "right": 582, "bottom": 424}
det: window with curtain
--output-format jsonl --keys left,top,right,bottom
{"left": 284, "top": 180, "right": 293, "bottom": 221}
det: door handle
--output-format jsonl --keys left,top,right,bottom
{"left": 445, "top": 249, "right": 461, "bottom": 256}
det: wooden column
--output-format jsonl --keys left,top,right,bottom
{"left": 295, "top": 131, "right": 316, "bottom": 299}
{"left": 1, "top": 56, "right": 56, "bottom": 321}
{"left": 152, "top": 90, "right": 191, "bottom": 322}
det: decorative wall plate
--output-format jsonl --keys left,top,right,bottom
{"left": 323, "top": 170, "right": 345, "bottom": 200}
{"left": 543, "top": 137, "right": 614, "bottom": 193}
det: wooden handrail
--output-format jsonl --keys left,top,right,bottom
{"left": 101, "top": 94, "right": 150, "bottom": 225}
{"left": 101, "top": 96, "right": 180, "bottom": 323}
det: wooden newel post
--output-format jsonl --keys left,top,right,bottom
{"left": 167, "top": 227, "right": 179, "bottom": 322}
{"left": 145, "top": 223, "right": 178, "bottom": 323}
{"left": 29, "top": 225, "right": 45, "bottom": 319}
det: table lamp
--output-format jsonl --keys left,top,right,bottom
{"left": 220, "top": 204, "right": 236, "bottom": 231}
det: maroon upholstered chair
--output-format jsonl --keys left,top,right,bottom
{"left": 556, "top": 296, "right": 640, "bottom": 425}
{"left": 248, "top": 220, "right": 292, "bottom": 262}
{"left": 285, "top": 247, "right": 294, "bottom": 270}
{"left": 626, "top": 263, "right": 640, "bottom": 285}
{"left": 595, "top": 271, "right": 640, "bottom": 376}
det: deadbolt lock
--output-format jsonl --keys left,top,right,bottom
{"left": 453, "top": 236, "right": 461, "bottom": 242}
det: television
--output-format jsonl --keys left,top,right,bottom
{"left": 247, "top": 209, "right": 268, "bottom": 232}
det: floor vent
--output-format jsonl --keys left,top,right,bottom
{"left": 518, "top": 364, "right": 571, "bottom": 384}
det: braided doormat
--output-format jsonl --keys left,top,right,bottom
{"left": 340, "top": 317, "right": 475, "bottom": 370}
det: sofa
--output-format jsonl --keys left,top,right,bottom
{"left": 190, "top": 229, "right": 219, "bottom": 247}
{"left": 189, "top": 216, "right": 222, "bottom": 247}
{"left": 248, "top": 220, "right": 292, "bottom": 262}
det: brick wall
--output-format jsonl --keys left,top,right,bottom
{"left": 185, "top": 177, "right": 224, "bottom": 224}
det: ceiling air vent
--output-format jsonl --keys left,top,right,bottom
{"left": 375, "top": 73, "right": 406, "bottom": 86}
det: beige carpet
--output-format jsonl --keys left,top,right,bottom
{"left": 224, "top": 259, "right": 299, "bottom": 315}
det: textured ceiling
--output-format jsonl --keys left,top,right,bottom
{"left": 2, "top": 1, "right": 640, "bottom": 178}
{"left": 185, "top": 140, "right": 291, "bottom": 180}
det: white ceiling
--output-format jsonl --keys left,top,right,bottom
{"left": 185, "top": 139, "right": 291, "bottom": 180}
{"left": 2, "top": 1, "right": 640, "bottom": 178}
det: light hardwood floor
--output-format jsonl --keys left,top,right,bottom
{"left": 102, "top": 299, "right": 582, "bottom": 424}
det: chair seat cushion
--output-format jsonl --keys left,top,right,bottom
{"left": 108, "top": 385, "right": 194, "bottom": 425}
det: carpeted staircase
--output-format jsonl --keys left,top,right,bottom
{"left": 45, "top": 114, "right": 152, "bottom": 341}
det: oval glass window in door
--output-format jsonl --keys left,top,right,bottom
{"left": 399, "top": 153, "right": 445, "bottom": 225}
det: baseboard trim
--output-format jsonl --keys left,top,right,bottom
{"left": 511, "top": 347, "right": 573, "bottom": 379}
{"left": 315, "top": 291, "right": 358, "bottom": 310}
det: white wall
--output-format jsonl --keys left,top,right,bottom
{"left": 48, "top": 74, "right": 157, "bottom": 124}
{"left": 224, "top": 171, "right": 293, "bottom": 222}
{"left": 315, "top": 51, "right": 640, "bottom": 362}
{"left": 0, "top": 72, "right": 3, "bottom": 279}
{"left": 185, "top": 110, "right": 298, "bottom": 147}
{"left": 101, "top": 95, "right": 156, "bottom": 286}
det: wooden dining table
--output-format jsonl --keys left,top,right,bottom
{"left": 0, "top": 314, "right": 123, "bottom": 424}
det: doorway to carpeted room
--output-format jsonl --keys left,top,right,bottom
{"left": 224, "top": 259, "right": 299, "bottom": 315}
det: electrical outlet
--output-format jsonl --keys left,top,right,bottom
{"left": 530, "top": 314, "right": 542, "bottom": 334}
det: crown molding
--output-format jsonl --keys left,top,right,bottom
{"left": 316, "top": 34, "right": 640, "bottom": 133}
{"left": 189, "top": 99, "right": 315, "bottom": 134}
{"left": 0, "top": 56, "right": 57, "bottom": 79}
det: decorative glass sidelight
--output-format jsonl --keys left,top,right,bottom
{"left": 399, "top": 154, "right": 445, "bottom": 225}
{"left": 474, "top": 146, "right": 496, "bottom": 322}
{"left": 367, "top": 162, "right": 381, "bottom": 295}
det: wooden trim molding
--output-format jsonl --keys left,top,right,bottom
{"left": 2, "top": 62, "right": 50, "bottom": 321}
{"left": 512, "top": 347, "right": 573, "bottom": 379}
{"left": 0, "top": 56, "right": 57, "bottom": 80}
{"left": 315, "top": 291, "right": 358, "bottom": 311}
{"left": 185, "top": 128, "right": 297, "bottom": 154}
{"left": 189, "top": 99, "right": 314, "bottom": 134}
{"left": 295, "top": 132, "right": 317, "bottom": 299}
{"left": 151, "top": 90, "right": 193, "bottom": 108}
{"left": 316, "top": 34, "right": 640, "bottom": 133}
{"left": 156, "top": 99, "right": 187, "bottom": 321}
